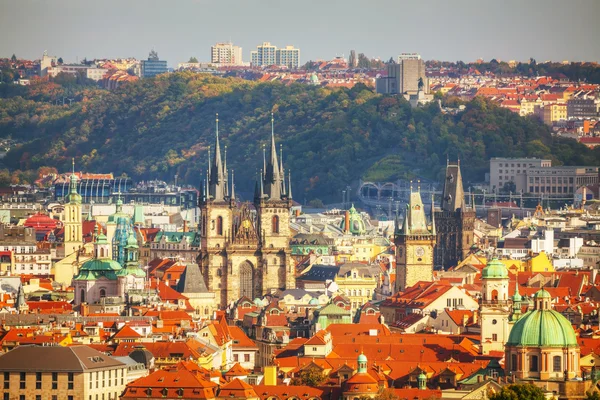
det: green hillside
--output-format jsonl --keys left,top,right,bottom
{"left": 1, "top": 72, "right": 598, "bottom": 202}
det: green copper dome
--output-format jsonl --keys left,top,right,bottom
{"left": 481, "top": 258, "right": 509, "bottom": 279}
{"left": 506, "top": 290, "right": 577, "bottom": 348}
{"left": 66, "top": 173, "right": 82, "bottom": 204}
{"left": 126, "top": 231, "right": 138, "bottom": 248}
{"left": 339, "top": 204, "right": 366, "bottom": 235}
{"left": 357, "top": 353, "right": 367, "bottom": 363}
{"left": 74, "top": 258, "right": 122, "bottom": 281}
{"left": 534, "top": 289, "right": 551, "bottom": 299}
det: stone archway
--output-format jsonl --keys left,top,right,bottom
{"left": 239, "top": 261, "right": 254, "bottom": 299}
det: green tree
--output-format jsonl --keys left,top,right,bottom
{"left": 290, "top": 368, "right": 326, "bottom": 386}
{"left": 489, "top": 384, "right": 546, "bottom": 400}
{"left": 501, "top": 181, "right": 516, "bottom": 194}
{"left": 10, "top": 54, "right": 17, "bottom": 62}
{"left": 188, "top": 57, "right": 198, "bottom": 63}
{"left": 308, "top": 199, "right": 324, "bottom": 208}
{"left": 357, "top": 53, "right": 370, "bottom": 69}
{"left": 374, "top": 388, "right": 399, "bottom": 400}
{"left": 586, "top": 391, "right": 600, "bottom": 400}
{"left": 57, "top": 57, "right": 64, "bottom": 64}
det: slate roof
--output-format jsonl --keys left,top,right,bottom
{"left": 176, "top": 263, "right": 209, "bottom": 294}
{"left": 298, "top": 265, "right": 340, "bottom": 282}
{"left": 0, "top": 345, "right": 125, "bottom": 372}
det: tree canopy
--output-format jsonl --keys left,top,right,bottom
{"left": 0, "top": 72, "right": 598, "bottom": 200}
{"left": 489, "top": 384, "right": 546, "bottom": 400}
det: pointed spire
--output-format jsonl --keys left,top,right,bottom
{"left": 264, "top": 112, "right": 282, "bottom": 200}
{"left": 263, "top": 144, "right": 266, "bottom": 179}
{"left": 280, "top": 144, "right": 286, "bottom": 196}
{"left": 224, "top": 145, "right": 228, "bottom": 197}
{"left": 209, "top": 113, "right": 226, "bottom": 201}
{"left": 230, "top": 169, "right": 235, "bottom": 200}
{"left": 431, "top": 193, "right": 436, "bottom": 236}
{"left": 66, "top": 158, "right": 81, "bottom": 204}
{"left": 288, "top": 170, "right": 292, "bottom": 200}
{"left": 260, "top": 169, "right": 265, "bottom": 198}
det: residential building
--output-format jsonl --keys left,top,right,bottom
{"left": 211, "top": 42, "right": 243, "bottom": 65}
{"left": 150, "top": 231, "right": 200, "bottom": 263}
{"left": 539, "top": 103, "right": 567, "bottom": 125}
{"left": 140, "top": 50, "right": 167, "bottom": 78}
{"left": 567, "top": 96, "right": 598, "bottom": 119}
{"left": 0, "top": 225, "right": 52, "bottom": 275}
{"left": 40, "top": 51, "right": 58, "bottom": 77}
{"left": 276, "top": 45, "right": 300, "bottom": 69}
{"left": 0, "top": 345, "right": 128, "bottom": 400}
{"left": 250, "top": 42, "right": 277, "bottom": 67}
{"left": 334, "top": 263, "right": 379, "bottom": 310}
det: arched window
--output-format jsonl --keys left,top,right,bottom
{"left": 491, "top": 289, "right": 498, "bottom": 301}
{"left": 511, "top": 354, "right": 517, "bottom": 371}
{"left": 80, "top": 289, "right": 85, "bottom": 303}
{"left": 100, "top": 248, "right": 105, "bottom": 258}
{"left": 272, "top": 215, "right": 279, "bottom": 234}
{"left": 99, "top": 288, "right": 106, "bottom": 298}
{"left": 239, "top": 262, "right": 254, "bottom": 299}
{"left": 216, "top": 216, "right": 223, "bottom": 236}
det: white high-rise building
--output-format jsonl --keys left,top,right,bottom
{"left": 276, "top": 45, "right": 300, "bottom": 69}
{"left": 210, "top": 42, "right": 243, "bottom": 65}
{"left": 250, "top": 42, "right": 277, "bottom": 67}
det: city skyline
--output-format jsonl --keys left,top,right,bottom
{"left": 1, "top": 0, "right": 599, "bottom": 67}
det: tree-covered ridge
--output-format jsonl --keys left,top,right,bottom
{"left": 1, "top": 72, "right": 598, "bottom": 201}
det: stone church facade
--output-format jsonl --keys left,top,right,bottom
{"left": 198, "top": 115, "right": 295, "bottom": 309}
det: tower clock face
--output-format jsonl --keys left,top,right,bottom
{"left": 415, "top": 246, "right": 425, "bottom": 257}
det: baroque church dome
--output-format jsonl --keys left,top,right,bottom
{"left": 506, "top": 289, "right": 577, "bottom": 348}
{"left": 481, "top": 258, "right": 509, "bottom": 279}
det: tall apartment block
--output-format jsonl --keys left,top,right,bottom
{"left": 211, "top": 42, "right": 243, "bottom": 65}
{"left": 251, "top": 42, "right": 300, "bottom": 68}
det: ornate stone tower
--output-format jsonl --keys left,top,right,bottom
{"left": 394, "top": 186, "right": 436, "bottom": 292}
{"left": 480, "top": 258, "right": 511, "bottom": 355}
{"left": 198, "top": 114, "right": 295, "bottom": 309}
{"left": 63, "top": 159, "right": 83, "bottom": 257}
{"left": 254, "top": 114, "right": 296, "bottom": 295}
{"left": 434, "top": 160, "right": 476, "bottom": 269}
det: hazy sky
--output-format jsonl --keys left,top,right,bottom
{"left": 1, "top": 0, "right": 599, "bottom": 67}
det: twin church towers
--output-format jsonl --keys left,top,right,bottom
{"left": 198, "top": 114, "right": 295, "bottom": 309}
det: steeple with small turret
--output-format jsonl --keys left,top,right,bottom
{"left": 395, "top": 181, "right": 436, "bottom": 292}
{"left": 63, "top": 158, "right": 83, "bottom": 257}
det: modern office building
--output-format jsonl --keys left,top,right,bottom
{"left": 140, "top": 50, "right": 167, "bottom": 78}
{"left": 276, "top": 45, "right": 300, "bottom": 69}
{"left": 567, "top": 97, "right": 599, "bottom": 119}
{"left": 250, "top": 42, "right": 277, "bottom": 67}
{"left": 376, "top": 53, "right": 428, "bottom": 95}
{"left": 489, "top": 157, "right": 599, "bottom": 194}
{"left": 210, "top": 42, "right": 243, "bottom": 65}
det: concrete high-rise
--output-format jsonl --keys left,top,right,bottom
{"left": 211, "top": 42, "right": 243, "bottom": 65}
{"left": 251, "top": 42, "right": 277, "bottom": 67}
{"left": 376, "top": 53, "right": 428, "bottom": 95}
{"left": 276, "top": 45, "right": 300, "bottom": 69}
{"left": 140, "top": 50, "right": 167, "bottom": 78}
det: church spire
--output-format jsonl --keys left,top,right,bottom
{"left": 209, "top": 113, "right": 226, "bottom": 201}
{"left": 230, "top": 169, "right": 235, "bottom": 200}
{"left": 66, "top": 158, "right": 81, "bottom": 204}
{"left": 441, "top": 160, "right": 466, "bottom": 212}
{"left": 264, "top": 113, "right": 282, "bottom": 200}
{"left": 431, "top": 193, "right": 436, "bottom": 236}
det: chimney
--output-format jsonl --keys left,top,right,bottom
{"left": 344, "top": 211, "right": 350, "bottom": 234}
{"left": 295, "top": 209, "right": 301, "bottom": 217}
{"left": 183, "top": 220, "right": 188, "bottom": 233}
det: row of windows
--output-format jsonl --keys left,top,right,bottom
{"left": 498, "top": 163, "right": 536, "bottom": 168}
{"left": 529, "top": 186, "right": 574, "bottom": 193}
{"left": 5, "top": 396, "right": 71, "bottom": 400}
{"left": 509, "top": 354, "right": 563, "bottom": 372}
{"left": 530, "top": 177, "right": 574, "bottom": 184}
{"left": 5, "top": 371, "right": 73, "bottom": 390}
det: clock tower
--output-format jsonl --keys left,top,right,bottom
{"left": 395, "top": 188, "right": 436, "bottom": 293}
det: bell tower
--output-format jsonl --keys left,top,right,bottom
{"left": 395, "top": 183, "right": 436, "bottom": 292}
{"left": 63, "top": 158, "right": 82, "bottom": 257}
{"left": 254, "top": 113, "right": 295, "bottom": 291}
{"left": 199, "top": 114, "right": 235, "bottom": 305}
{"left": 480, "top": 258, "right": 511, "bottom": 355}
